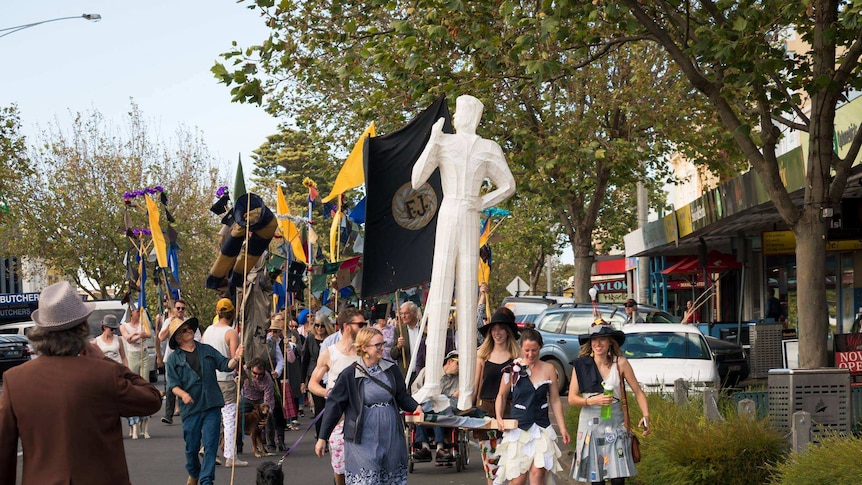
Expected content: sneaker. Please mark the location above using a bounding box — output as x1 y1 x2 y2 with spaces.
215 456 222 465
161 417 173 425
298 409 306 418
265 444 277 454
223 458 248 468
277 442 286 453
413 447 432 461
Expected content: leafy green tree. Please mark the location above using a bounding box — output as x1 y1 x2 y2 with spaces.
599 0 862 367
0 105 32 250
214 1 727 301
3 103 222 318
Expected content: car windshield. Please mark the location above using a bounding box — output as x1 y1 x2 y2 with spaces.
622 332 711 360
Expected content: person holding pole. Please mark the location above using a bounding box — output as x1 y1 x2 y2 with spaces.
391 301 423 385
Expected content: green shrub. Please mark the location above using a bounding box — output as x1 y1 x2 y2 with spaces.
768 433 862 485
566 392 787 485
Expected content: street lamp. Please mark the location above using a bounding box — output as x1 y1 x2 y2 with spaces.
0 14 101 39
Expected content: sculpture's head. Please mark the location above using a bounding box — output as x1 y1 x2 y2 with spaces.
454 95 484 133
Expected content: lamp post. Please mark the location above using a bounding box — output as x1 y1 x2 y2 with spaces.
0 14 101 39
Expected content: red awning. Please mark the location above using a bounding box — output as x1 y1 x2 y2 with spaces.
662 252 741 275
661 257 697 275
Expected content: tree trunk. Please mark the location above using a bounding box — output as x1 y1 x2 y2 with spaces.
572 228 594 302
793 207 829 368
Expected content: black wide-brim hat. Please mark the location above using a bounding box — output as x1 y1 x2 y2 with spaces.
578 324 626 346
479 308 519 339
168 317 200 349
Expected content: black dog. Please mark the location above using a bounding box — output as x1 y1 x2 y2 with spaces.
256 461 284 485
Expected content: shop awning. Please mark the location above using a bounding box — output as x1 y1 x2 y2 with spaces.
661 251 741 275
661 257 697 275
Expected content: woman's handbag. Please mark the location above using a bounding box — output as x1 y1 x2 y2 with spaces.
618 361 641 463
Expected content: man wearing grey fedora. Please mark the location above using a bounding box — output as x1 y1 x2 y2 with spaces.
0 281 163 485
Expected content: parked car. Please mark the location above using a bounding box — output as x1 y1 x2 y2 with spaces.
534 304 627 392
533 303 737 391
621 324 720 393
502 295 574 329
704 335 749 387
0 334 34 379
0 320 36 337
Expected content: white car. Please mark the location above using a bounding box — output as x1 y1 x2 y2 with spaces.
621 324 719 393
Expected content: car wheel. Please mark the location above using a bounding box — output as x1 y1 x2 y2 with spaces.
544 358 567 395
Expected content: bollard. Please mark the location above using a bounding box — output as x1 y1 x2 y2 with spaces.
703 388 722 421
737 398 756 419
674 378 688 405
791 411 811 454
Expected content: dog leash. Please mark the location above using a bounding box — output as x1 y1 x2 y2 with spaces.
277 411 324 467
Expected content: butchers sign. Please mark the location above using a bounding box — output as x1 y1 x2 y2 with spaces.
835 333 862 375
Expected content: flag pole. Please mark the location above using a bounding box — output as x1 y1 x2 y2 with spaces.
230 190 252 484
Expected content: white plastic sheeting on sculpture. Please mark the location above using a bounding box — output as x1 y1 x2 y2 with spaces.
411 95 516 410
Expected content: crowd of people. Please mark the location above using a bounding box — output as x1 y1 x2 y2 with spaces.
1 281 652 485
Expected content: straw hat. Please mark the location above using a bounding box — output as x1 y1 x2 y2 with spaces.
168 317 199 349
269 319 285 332
30 281 94 332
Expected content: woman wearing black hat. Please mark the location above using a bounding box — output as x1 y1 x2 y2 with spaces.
568 323 651 484
473 307 520 485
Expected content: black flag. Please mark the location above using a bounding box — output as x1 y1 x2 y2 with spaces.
361 97 453 297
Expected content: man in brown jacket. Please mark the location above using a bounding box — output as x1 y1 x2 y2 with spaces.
0 281 162 485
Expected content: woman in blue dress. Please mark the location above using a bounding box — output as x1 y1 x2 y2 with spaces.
315 327 421 485
493 328 571 484
568 323 651 485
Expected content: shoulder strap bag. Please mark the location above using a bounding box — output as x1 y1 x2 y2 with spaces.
618 359 641 463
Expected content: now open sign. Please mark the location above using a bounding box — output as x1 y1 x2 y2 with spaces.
835 333 862 375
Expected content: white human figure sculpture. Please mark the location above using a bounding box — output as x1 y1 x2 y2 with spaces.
411 95 516 410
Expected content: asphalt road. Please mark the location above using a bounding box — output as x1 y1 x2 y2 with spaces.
6 374 577 485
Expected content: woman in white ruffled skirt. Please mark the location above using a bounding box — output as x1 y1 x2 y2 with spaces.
493 329 571 484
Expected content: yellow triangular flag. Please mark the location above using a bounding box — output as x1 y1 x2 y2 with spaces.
276 185 307 264
322 122 376 202
145 195 168 268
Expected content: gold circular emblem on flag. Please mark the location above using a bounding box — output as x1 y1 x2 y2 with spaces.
392 182 438 230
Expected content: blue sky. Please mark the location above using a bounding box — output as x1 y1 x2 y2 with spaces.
1 1 279 179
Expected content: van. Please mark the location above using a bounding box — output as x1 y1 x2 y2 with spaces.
0 321 36 337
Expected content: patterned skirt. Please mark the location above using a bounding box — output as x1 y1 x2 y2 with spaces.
571 401 637 482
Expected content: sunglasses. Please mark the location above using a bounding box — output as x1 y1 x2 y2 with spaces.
350 320 368 328
175 306 185 311
366 342 385 350
313 323 327 328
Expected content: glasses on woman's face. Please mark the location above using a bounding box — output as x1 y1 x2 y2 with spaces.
366 341 385 350
313 323 326 329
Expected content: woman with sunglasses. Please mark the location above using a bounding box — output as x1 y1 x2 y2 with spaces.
568 322 651 485
315 327 421 485
301 314 334 439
